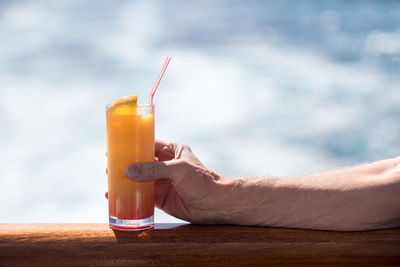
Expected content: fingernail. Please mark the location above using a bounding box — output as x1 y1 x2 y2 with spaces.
126 165 138 179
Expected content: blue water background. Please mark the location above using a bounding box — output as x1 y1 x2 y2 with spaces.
0 0 399 222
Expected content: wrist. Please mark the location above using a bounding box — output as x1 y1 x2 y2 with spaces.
208 177 254 225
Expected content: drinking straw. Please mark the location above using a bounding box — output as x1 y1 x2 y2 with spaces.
150 56 171 107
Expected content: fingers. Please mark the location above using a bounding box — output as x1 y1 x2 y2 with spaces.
155 140 205 168
105 192 108 199
126 159 188 183
155 140 171 154
155 140 175 161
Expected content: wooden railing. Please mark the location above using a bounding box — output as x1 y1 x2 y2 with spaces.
1 224 399 266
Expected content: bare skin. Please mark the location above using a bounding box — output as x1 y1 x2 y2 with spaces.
108 140 400 231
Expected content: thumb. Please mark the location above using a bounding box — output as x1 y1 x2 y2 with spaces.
125 159 188 183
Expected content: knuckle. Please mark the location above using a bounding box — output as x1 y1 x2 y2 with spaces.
163 144 174 153
174 143 182 151
182 144 192 152
165 142 175 151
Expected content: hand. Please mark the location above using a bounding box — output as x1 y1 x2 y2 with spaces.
124 140 230 223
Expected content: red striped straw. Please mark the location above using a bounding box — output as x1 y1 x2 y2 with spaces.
150 56 171 107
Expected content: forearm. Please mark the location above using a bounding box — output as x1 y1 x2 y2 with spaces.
215 157 400 231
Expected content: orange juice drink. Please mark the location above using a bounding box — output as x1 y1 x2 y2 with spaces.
106 95 155 230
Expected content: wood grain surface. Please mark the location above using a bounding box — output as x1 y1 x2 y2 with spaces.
0 223 399 266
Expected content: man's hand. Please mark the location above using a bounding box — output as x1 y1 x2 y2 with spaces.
105 140 400 230
124 140 230 223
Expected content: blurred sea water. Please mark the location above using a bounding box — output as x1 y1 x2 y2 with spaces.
0 0 399 223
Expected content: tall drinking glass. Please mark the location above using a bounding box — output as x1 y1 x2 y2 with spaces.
106 103 155 230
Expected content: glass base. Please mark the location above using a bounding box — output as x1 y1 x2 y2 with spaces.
109 216 154 231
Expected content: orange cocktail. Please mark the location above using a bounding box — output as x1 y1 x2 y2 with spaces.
106 95 155 230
